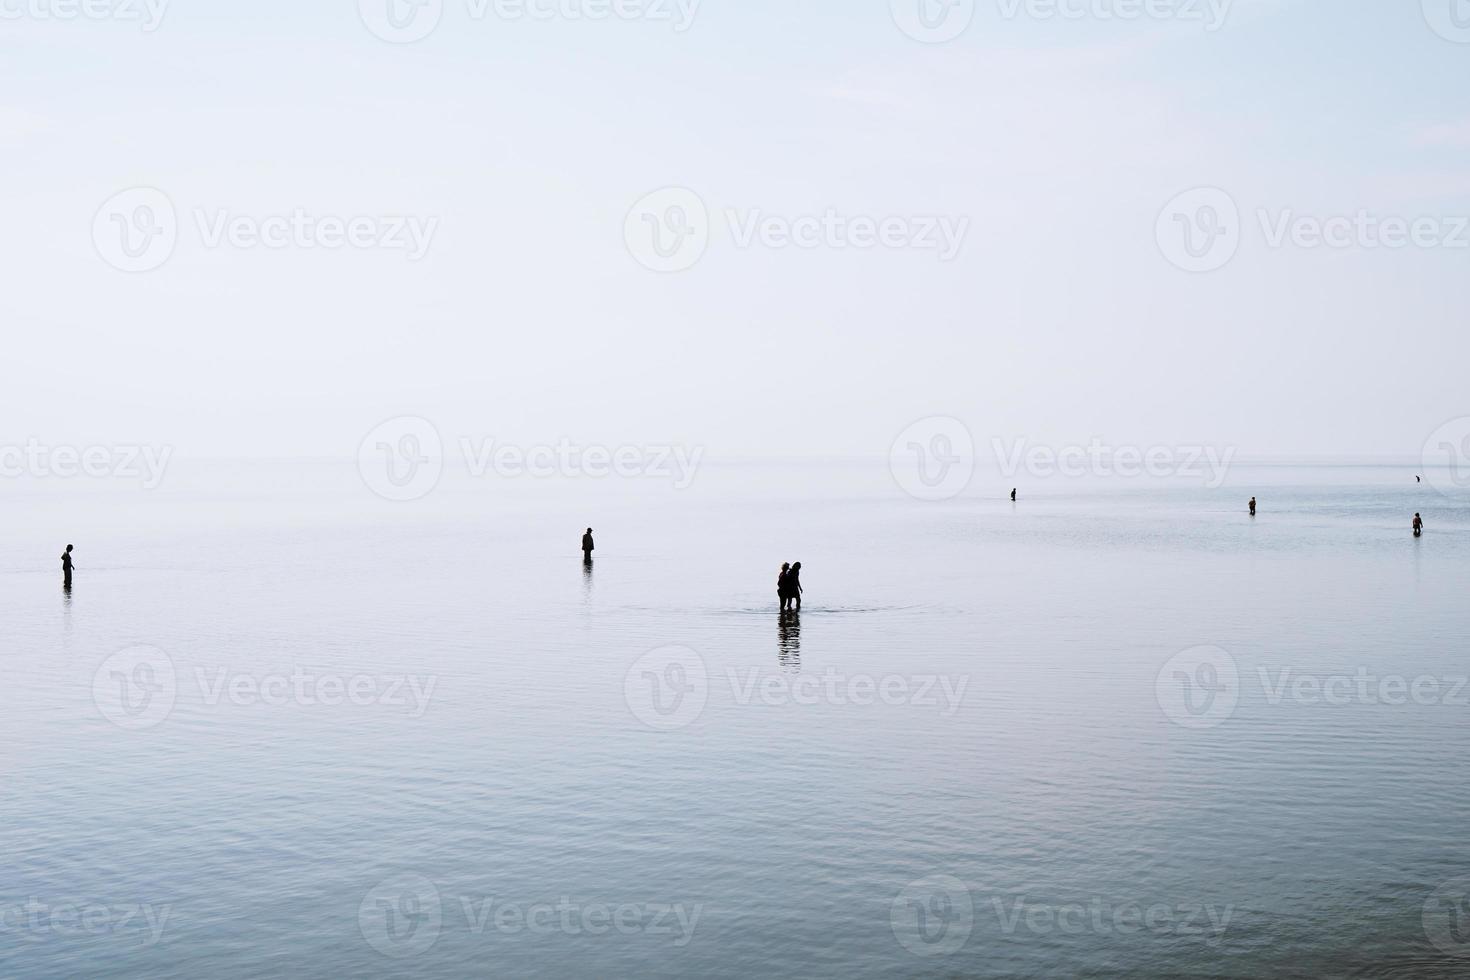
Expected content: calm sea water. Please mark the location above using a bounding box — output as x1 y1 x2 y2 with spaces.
3 460 1470 978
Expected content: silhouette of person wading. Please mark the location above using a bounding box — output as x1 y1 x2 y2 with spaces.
61 544 74 588
777 562 804 612
582 528 595 563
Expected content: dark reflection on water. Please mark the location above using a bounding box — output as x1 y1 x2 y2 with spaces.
778 611 800 672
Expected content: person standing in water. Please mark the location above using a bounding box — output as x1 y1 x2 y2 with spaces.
788 562 804 611
61 544 74 587
1249 497 1257 516
581 528 595 562
1010 489 1017 502
777 563 791 611
1414 513 1424 536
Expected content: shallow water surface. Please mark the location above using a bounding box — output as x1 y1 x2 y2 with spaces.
2 461 1469 978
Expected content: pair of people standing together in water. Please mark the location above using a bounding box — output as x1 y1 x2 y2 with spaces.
777 562 803 612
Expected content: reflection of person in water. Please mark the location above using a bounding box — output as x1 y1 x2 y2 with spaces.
778 610 801 671
581 528 595 562
61 544 74 588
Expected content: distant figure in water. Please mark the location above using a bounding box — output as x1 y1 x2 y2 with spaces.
788 562 804 611
581 528 595 562
1414 513 1424 537
1249 497 1257 516
777 562 791 611
1417 476 1422 484
1010 488 1017 502
61 544 74 587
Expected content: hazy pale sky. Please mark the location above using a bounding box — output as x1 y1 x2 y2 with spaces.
3 0 1468 460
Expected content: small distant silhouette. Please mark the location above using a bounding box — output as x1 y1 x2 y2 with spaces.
788 562 803 611
1249 497 1257 516
1414 513 1424 537
777 562 792 611
1010 488 1017 502
61 544 74 587
1417 475 1422 484
581 528 595 562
